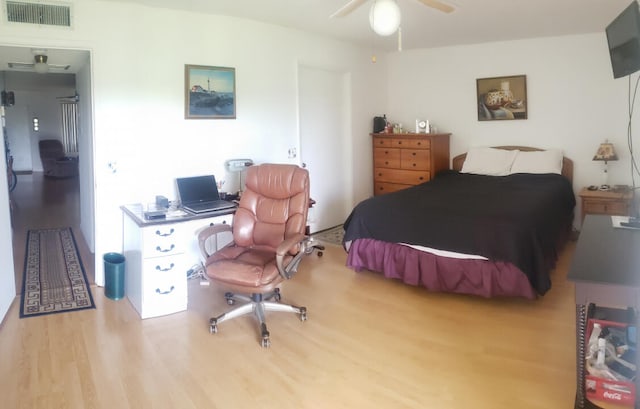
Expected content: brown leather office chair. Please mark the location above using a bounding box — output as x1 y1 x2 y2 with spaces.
198 163 320 347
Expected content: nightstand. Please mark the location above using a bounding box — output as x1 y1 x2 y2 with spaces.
579 187 632 222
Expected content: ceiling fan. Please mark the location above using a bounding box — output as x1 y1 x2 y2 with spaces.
7 50 71 74
330 0 456 19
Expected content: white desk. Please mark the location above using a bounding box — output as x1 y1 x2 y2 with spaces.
121 204 234 319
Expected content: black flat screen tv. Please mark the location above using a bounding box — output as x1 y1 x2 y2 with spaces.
606 1 640 79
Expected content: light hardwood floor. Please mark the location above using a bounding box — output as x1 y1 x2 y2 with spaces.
1 176 595 408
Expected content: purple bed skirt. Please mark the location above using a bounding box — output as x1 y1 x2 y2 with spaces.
346 238 537 299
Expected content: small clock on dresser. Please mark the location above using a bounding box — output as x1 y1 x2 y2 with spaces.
415 119 429 133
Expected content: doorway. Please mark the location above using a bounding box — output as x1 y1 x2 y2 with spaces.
0 46 94 297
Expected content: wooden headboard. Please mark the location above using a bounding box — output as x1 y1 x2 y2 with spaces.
451 146 574 185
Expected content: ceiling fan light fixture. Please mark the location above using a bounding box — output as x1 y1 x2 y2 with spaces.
34 55 49 74
369 0 401 36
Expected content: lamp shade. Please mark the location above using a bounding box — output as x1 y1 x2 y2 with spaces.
593 142 618 162
369 0 401 37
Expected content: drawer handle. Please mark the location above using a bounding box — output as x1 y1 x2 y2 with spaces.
155 244 175 253
398 141 402 145
419 177 424 180
385 161 389 165
385 150 389 154
155 228 175 237
378 173 382 176
412 152 416 156
155 285 175 295
412 163 416 167
155 263 175 272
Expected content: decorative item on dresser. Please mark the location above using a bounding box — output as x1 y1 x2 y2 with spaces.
579 186 632 222
371 132 450 195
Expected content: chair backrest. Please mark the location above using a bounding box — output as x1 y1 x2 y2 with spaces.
39 139 65 160
233 164 309 252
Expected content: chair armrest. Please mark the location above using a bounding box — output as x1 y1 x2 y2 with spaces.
276 233 308 279
197 224 233 259
276 233 306 257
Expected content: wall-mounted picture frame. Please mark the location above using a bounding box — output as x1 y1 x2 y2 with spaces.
476 75 527 121
185 65 236 119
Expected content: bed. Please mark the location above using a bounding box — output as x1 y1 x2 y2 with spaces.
343 146 576 299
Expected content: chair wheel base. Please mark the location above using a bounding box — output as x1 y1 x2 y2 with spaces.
261 324 270 347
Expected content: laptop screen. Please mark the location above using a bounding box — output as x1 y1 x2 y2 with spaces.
176 175 220 205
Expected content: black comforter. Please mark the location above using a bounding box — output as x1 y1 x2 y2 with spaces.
343 171 576 294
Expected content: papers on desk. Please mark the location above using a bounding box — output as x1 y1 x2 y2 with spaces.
167 209 188 218
611 216 640 230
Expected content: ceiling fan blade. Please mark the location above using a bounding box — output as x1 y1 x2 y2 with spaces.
330 0 369 18
48 64 71 70
417 0 456 13
7 62 71 71
7 62 33 69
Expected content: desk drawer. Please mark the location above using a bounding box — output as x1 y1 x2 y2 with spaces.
141 255 189 318
142 225 187 257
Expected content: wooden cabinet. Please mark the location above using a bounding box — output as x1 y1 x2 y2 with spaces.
579 187 632 222
372 133 450 195
122 205 234 319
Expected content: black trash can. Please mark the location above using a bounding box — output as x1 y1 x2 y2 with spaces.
104 252 125 300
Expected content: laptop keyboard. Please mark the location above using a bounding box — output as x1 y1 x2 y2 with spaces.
185 200 234 212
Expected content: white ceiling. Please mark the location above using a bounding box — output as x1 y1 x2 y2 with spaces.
0 0 635 74
101 0 633 50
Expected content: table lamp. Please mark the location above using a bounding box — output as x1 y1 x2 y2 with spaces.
592 141 618 190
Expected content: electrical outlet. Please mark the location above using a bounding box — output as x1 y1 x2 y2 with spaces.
288 147 297 159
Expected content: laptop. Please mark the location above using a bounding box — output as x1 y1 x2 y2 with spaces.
176 175 236 214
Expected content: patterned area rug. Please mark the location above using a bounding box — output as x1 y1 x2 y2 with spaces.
311 225 345 246
20 227 95 318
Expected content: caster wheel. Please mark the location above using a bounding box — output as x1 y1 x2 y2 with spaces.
261 337 271 348
274 289 282 302
226 298 235 305
210 324 218 334
317 251 323 257
299 307 307 322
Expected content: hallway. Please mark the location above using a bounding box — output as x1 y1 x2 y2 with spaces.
10 172 95 294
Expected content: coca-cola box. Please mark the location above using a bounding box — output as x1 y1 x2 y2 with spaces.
585 319 636 406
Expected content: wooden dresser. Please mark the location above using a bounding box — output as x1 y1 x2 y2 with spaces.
372 132 450 195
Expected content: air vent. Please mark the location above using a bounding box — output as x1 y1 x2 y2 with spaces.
5 1 72 27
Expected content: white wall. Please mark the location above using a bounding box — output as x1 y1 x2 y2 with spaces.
385 33 640 225
0 106 16 322
0 0 384 285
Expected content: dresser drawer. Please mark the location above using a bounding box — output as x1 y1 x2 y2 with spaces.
373 137 393 147
142 225 187 257
400 149 430 170
374 168 430 185
392 138 430 149
583 200 628 215
374 182 412 195
374 147 401 168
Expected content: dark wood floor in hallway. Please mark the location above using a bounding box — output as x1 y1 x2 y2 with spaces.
10 172 94 294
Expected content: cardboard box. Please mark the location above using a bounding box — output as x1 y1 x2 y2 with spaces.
585 318 636 407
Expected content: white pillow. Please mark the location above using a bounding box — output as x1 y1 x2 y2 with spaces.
510 149 563 175
460 147 519 176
